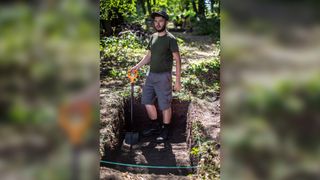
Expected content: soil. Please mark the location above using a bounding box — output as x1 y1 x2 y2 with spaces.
100 98 220 179
101 99 193 175
100 32 220 179
100 166 194 180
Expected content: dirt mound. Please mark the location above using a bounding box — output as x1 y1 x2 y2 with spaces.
100 90 126 157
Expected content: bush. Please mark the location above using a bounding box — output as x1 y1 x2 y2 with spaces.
196 141 220 179
100 32 148 81
190 120 220 179
193 18 220 37
224 75 320 179
182 59 220 98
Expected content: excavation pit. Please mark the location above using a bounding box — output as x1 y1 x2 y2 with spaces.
101 98 194 175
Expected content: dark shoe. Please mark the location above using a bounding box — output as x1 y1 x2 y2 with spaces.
142 122 161 136
156 126 169 142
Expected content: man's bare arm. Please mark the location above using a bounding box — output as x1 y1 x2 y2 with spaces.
173 51 182 91
131 50 151 71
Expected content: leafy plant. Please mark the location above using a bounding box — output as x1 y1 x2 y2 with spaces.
100 0 136 21
191 146 200 156
182 59 220 98
100 32 147 81
197 141 220 179
190 120 220 179
193 17 220 37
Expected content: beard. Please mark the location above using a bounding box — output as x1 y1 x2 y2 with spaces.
155 25 166 32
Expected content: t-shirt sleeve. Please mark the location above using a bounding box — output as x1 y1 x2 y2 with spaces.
146 35 153 50
169 37 179 52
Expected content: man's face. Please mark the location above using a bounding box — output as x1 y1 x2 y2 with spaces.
153 16 167 32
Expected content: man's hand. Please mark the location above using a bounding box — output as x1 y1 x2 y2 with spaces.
174 82 182 92
130 65 139 73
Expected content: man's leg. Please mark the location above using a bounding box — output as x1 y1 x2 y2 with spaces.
141 73 161 136
155 72 173 142
142 104 161 136
145 104 157 120
162 107 172 124
156 107 171 142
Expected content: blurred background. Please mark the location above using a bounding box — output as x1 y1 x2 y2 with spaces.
222 0 320 179
0 0 99 179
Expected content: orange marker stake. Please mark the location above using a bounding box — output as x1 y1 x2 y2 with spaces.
58 101 92 180
58 102 92 145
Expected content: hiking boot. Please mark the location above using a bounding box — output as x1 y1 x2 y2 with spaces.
156 125 169 142
142 121 161 136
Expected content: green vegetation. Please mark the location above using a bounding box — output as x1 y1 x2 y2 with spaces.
1 1 97 124
100 0 220 37
197 141 220 179
100 33 148 81
100 0 220 178
224 74 320 179
182 59 220 98
1 1 98 180
190 120 220 179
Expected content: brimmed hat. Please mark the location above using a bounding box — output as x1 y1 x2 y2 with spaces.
151 11 169 21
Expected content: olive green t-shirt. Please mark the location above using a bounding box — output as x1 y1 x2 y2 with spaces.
146 32 179 73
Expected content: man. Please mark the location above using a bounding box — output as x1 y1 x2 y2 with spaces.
130 11 182 142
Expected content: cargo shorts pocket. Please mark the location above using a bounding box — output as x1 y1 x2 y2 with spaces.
141 75 156 105
155 72 172 110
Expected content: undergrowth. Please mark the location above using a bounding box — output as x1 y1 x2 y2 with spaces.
190 120 220 180
182 58 220 99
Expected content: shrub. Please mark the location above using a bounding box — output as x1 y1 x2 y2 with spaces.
182 59 220 98
100 32 148 81
193 17 220 37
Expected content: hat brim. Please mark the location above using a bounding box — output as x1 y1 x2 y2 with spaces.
151 12 169 20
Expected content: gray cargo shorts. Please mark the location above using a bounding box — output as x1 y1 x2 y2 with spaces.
141 72 172 110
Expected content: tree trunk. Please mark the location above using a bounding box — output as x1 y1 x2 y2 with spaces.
146 0 152 15
153 0 156 6
198 0 205 18
215 0 220 16
184 0 190 11
210 0 214 13
191 0 198 15
139 0 146 14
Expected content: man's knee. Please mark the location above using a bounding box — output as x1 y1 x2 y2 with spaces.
145 104 156 109
159 103 171 111
162 106 171 112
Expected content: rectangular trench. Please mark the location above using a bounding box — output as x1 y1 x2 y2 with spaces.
101 98 195 176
